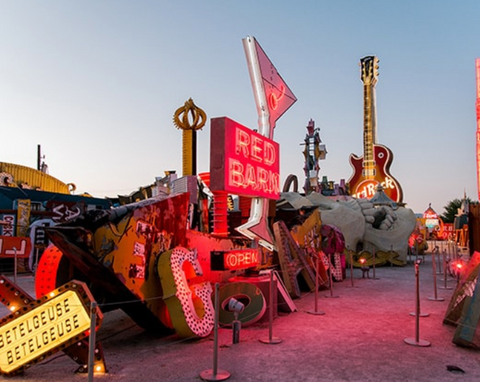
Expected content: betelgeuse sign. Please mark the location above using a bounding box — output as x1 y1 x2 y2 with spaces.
0 280 101 376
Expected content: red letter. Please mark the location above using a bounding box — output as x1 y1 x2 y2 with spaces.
235 128 250 157
264 141 276 166
251 135 263 162
229 159 244 188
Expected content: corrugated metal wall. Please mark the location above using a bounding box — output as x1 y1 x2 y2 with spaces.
0 162 71 194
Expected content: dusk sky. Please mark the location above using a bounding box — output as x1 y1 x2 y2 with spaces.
1 1 479 214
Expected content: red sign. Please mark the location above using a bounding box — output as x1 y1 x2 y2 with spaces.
210 249 260 271
0 236 32 258
210 117 280 199
243 36 297 131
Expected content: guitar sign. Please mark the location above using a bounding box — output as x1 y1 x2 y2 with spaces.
347 56 403 203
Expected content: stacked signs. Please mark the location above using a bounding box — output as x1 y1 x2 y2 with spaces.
444 252 480 348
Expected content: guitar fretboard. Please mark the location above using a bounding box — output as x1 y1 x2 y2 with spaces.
363 81 377 178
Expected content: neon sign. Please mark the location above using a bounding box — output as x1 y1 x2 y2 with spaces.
0 281 100 376
210 117 280 199
243 36 297 132
211 249 260 271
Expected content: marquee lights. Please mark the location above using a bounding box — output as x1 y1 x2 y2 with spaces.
0 282 99 376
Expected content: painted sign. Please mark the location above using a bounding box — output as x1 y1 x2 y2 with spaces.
0 215 15 237
210 249 260 271
0 280 101 376
46 201 84 223
210 117 280 199
15 200 31 237
0 236 31 258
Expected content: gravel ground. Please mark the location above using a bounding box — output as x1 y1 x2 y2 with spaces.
0 251 479 382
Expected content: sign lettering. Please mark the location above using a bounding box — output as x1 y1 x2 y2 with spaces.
353 177 397 199
0 287 94 375
210 117 280 199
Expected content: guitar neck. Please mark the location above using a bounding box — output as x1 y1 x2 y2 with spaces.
363 82 377 170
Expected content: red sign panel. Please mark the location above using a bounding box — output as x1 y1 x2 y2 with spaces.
0 236 32 258
210 249 260 271
210 117 280 199
252 37 297 130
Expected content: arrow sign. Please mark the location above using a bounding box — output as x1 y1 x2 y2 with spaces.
243 36 297 138
238 36 296 251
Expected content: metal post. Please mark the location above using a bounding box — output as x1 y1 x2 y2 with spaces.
325 256 339 298
435 244 442 274
200 283 230 381
428 249 444 301
260 270 282 344
232 317 241 344
349 250 355 287
13 247 17 284
440 250 452 290
372 247 379 280
88 301 97 382
404 262 431 347
308 254 325 315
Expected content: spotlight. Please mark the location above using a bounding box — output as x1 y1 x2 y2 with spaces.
226 298 245 314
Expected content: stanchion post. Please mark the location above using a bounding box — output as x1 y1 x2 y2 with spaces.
13 247 17 285
349 249 355 287
325 256 339 298
440 250 452 290
409 259 429 317
404 261 431 347
260 270 282 344
88 301 97 382
308 254 325 315
200 283 230 381
372 247 379 280
435 244 442 274
428 248 444 301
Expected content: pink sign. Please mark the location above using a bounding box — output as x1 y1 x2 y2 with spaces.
210 117 280 199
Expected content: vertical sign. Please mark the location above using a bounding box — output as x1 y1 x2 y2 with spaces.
237 36 296 251
476 58 480 200
16 200 31 237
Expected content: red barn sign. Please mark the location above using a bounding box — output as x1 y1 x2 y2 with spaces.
210 117 280 199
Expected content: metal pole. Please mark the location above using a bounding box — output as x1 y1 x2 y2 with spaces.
260 270 282 344
436 244 442 274
200 283 230 381
440 250 452 290
88 301 97 382
404 262 431 347
428 249 444 301
13 247 17 284
372 247 379 280
325 256 339 298
308 254 325 315
349 250 355 287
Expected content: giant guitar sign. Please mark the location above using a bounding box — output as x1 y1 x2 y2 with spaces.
348 56 403 203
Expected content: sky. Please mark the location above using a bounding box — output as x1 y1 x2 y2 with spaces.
0 1 479 215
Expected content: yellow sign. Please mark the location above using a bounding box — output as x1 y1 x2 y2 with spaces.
0 283 97 375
